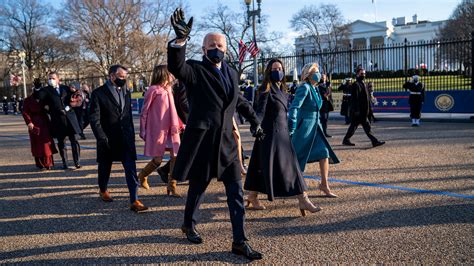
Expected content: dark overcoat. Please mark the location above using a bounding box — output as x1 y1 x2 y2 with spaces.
40 85 81 137
167 42 260 182
349 80 371 123
338 83 351 116
244 84 307 201
89 83 137 163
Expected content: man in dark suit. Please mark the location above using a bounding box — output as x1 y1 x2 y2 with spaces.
168 8 264 260
40 71 82 169
89 65 147 213
342 68 385 147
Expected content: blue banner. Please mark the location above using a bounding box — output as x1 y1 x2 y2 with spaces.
131 98 144 115
373 90 474 113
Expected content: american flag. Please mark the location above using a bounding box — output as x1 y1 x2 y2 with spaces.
238 39 248 64
248 37 259 58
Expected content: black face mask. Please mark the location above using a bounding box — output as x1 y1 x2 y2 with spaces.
33 89 41 99
206 48 225 64
357 75 365 81
114 78 126 87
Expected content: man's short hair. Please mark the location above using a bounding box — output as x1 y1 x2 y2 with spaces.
108 64 128 75
48 71 59 78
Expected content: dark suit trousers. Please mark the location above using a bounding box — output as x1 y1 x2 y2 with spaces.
57 134 80 165
320 111 329 135
184 160 246 244
98 150 139 203
343 118 379 144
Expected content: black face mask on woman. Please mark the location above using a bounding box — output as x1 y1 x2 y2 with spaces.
206 48 225 64
270 70 284 82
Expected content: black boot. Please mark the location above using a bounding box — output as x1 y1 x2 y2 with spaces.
231 242 263 260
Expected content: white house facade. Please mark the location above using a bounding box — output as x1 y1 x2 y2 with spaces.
294 15 448 73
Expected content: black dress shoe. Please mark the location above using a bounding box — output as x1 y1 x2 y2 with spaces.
342 140 355 146
181 226 203 244
157 167 168 183
231 242 263 260
75 163 81 169
325 134 332 138
372 140 386 147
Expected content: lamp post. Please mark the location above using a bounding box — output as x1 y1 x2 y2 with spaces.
244 0 261 93
18 51 27 98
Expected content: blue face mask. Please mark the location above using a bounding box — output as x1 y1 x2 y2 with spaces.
270 70 284 82
312 72 321 82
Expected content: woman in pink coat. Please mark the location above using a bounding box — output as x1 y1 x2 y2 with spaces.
138 65 184 197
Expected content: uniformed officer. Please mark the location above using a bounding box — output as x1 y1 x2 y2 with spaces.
403 75 425 126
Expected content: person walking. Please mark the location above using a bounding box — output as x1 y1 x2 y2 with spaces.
156 80 189 183
338 78 352 124
138 65 184 197
403 75 425 126
22 86 58 170
289 63 340 198
167 8 264 260
244 58 321 216
39 71 82 169
318 74 334 138
89 64 148 213
2 96 8 114
342 67 385 147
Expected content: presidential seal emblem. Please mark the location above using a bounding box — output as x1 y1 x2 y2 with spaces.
434 94 454 112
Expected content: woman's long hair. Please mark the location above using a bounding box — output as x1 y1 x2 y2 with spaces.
150 65 171 86
260 58 288 94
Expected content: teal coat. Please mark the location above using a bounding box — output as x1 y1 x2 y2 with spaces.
288 82 339 172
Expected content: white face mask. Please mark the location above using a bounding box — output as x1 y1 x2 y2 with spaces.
48 79 57 88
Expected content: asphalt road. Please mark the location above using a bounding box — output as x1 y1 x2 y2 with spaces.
0 114 473 264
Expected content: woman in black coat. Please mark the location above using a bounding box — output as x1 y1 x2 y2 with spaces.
244 58 321 216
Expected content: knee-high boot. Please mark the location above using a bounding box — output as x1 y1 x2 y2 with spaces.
167 158 181 197
138 159 161 190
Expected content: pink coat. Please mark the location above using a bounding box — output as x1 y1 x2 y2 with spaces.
140 84 184 157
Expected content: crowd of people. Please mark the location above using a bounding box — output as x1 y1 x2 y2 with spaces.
14 7 432 262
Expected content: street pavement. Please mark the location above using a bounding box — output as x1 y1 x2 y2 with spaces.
0 114 473 264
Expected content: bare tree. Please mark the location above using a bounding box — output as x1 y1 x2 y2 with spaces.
60 0 188 77
437 0 473 75
0 0 59 80
290 4 350 76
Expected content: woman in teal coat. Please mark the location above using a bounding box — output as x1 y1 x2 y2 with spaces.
288 62 340 198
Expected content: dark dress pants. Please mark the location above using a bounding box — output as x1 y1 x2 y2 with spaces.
98 150 139 203
183 160 246 244
57 134 80 165
343 118 379 144
320 111 329 135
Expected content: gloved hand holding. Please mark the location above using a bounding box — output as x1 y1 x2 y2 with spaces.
250 124 265 141
170 8 193 41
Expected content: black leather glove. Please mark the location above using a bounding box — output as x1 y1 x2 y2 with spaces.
250 124 265 141
170 8 193 40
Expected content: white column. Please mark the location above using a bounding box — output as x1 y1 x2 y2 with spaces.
366 37 370 70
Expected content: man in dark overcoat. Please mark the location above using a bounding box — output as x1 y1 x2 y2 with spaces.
40 71 82 169
342 68 385 147
403 75 425 126
88 64 147 213
167 8 264 261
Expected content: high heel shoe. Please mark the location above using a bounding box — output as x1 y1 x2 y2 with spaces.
297 192 321 216
246 191 266 210
319 184 338 198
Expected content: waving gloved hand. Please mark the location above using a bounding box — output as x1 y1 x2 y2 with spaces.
250 124 265 141
170 8 193 40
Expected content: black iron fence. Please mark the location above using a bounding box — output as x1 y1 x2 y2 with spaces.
241 36 473 92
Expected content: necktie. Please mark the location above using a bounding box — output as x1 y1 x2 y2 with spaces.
116 88 122 110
